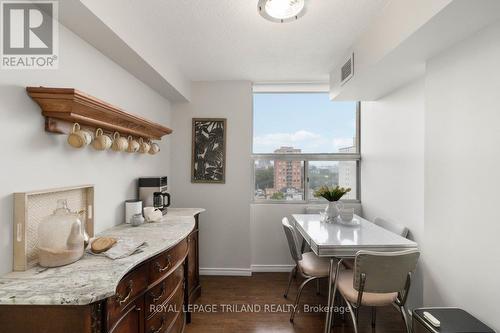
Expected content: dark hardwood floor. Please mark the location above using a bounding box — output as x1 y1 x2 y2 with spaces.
185 272 407 333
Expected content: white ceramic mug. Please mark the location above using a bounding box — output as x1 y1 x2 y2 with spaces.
148 142 160 155
138 138 151 154
131 213 145 227
67 123 91 148
92 128 112 151
127 136 140 153
339 207 354 222
112 132 128 152
143 206 162 222
143 206 155 216
148 210 163 222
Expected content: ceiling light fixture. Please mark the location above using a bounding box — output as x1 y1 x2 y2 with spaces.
258 0 306 23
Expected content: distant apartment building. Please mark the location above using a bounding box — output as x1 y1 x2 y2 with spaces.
274 146 302 191
338 143 357 200
254 159 272 169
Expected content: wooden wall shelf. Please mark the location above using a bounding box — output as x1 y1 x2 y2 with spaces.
27 87 173 140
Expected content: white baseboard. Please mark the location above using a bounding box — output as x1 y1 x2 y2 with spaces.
200 265 295 276
251 264 295 272
200 267 252 276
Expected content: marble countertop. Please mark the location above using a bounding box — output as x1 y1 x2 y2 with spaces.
0 208 205 306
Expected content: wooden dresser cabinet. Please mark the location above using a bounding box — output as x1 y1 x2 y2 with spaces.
108 238 187 333
0 214 201 333
187 215 201 303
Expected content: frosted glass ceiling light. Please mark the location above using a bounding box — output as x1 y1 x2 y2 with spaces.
258 0 306 23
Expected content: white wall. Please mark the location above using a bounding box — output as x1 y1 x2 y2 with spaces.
360 78 425 310
360 20 500 330
250 204 297 272
0 24 172 275
170 81 253 275
424 21 500 330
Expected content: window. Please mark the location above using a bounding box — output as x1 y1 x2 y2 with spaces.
307 160 357 200
252 92 360 202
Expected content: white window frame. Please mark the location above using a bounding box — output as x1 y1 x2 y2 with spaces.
251 91 361 204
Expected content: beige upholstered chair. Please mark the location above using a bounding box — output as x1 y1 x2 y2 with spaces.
336 249 420 333
343 217 411 327
282 217 332 322
344 217 409 269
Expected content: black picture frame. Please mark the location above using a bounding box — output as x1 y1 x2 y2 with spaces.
191 118 227 183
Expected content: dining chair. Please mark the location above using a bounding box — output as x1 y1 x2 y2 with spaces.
343 217 409 272
374 217 409 238
305 205 362 216
336 249 420 333
343 217 411 327
305 206 325 214
282 217 332 322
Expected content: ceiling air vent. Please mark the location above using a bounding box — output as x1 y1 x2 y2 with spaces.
340 53 354 86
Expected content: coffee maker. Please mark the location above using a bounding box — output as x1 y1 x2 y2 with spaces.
138 177 171 215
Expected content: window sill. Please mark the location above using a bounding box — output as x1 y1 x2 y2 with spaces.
251 200 361 205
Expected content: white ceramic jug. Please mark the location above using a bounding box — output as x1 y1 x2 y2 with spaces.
324 201 344 222
37 199 85 267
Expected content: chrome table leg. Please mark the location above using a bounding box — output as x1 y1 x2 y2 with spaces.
324 258 336 333
324 258 342 333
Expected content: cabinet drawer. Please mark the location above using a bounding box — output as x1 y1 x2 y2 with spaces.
108 299 143 333
107 263 148 328
148 239 187 285
167 311 185 333
145 283 184 333
145 264 184 318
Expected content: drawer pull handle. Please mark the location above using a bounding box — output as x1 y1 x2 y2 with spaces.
155 255 171 273
150 315 166 333
150 283 166 303
116 280 133 306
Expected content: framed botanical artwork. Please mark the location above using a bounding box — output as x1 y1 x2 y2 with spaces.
191 118 227 183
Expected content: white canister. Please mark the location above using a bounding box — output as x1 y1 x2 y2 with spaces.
125 200 143 224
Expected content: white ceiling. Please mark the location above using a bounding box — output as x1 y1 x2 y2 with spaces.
82 0 390 83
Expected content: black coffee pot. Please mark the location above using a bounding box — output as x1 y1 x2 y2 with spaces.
153 192 171 213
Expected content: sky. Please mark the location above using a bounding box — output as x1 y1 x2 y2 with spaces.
253 93 357 153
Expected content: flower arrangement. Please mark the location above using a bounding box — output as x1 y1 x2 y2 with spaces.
314 185 351 202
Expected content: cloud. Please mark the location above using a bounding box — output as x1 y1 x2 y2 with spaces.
254 130 329 152
254 131 355 153
254 130 321 146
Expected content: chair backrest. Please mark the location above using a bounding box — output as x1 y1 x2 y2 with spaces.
282 217 302 262
305 206 326 214
374 217 409 238
353 249 420 293
306 204 362 216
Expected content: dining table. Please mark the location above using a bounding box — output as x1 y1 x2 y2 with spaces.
291 214 419 333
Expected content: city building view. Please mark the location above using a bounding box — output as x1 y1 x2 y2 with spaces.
254 141 357 201
338 144 357 200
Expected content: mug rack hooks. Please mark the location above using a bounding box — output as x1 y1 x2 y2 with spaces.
26 87 170 154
